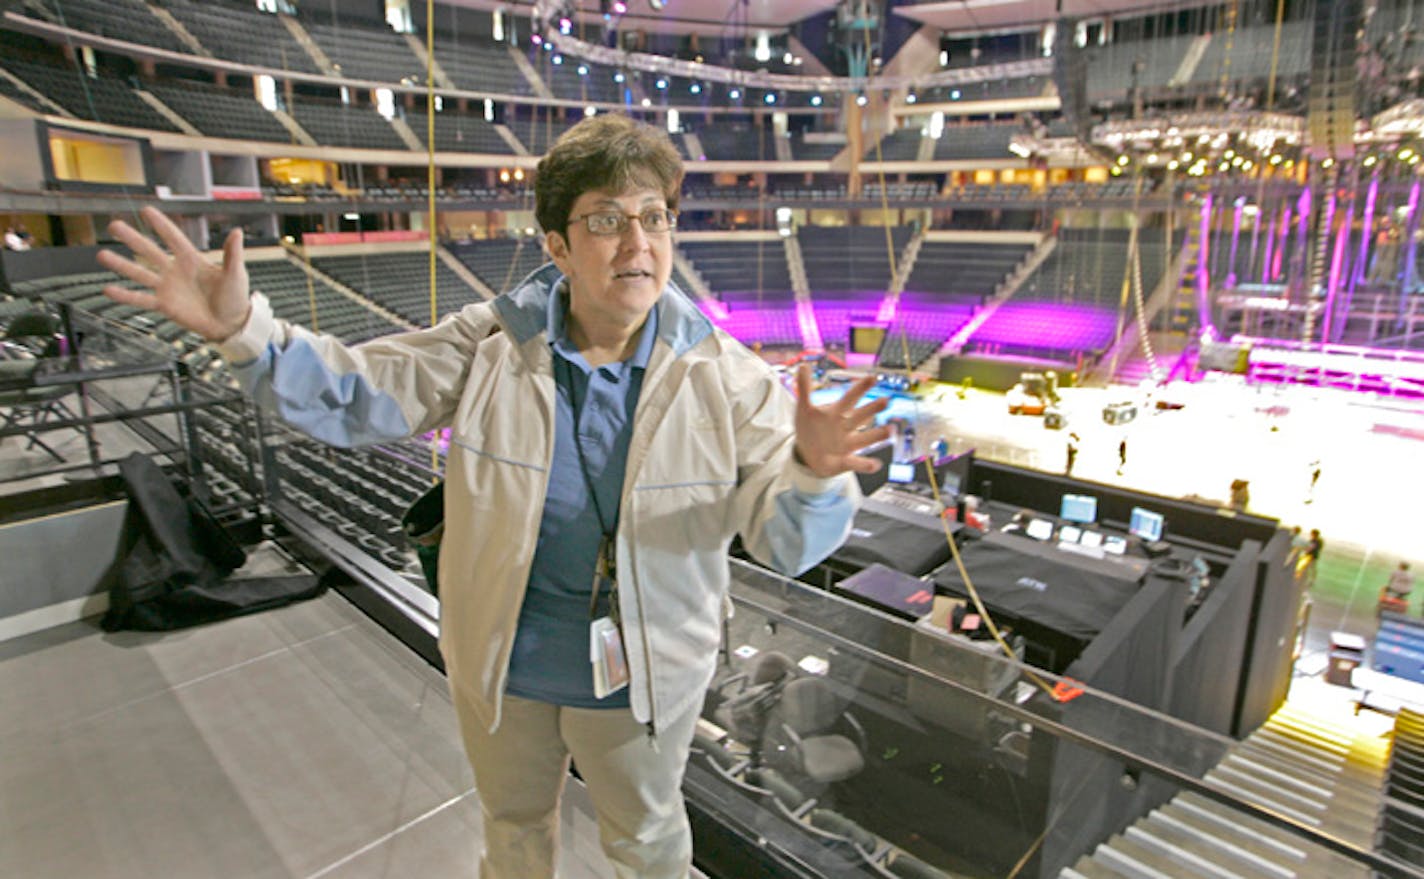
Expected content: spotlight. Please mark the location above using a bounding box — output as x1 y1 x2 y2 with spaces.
856 93 867 106
577 65 588 76
614 72 625 83
531 33 542 45
810 94 822 106
764 93 776 104
689 83 701 94
729 88 741 99
558 16 571 34
906 92 917 104
552 54 562 65
656 78 667 89
612 0 626 13
649 0 665 8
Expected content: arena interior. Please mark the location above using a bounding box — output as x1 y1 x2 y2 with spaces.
2 0 1424 876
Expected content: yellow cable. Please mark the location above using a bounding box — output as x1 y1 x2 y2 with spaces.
426 0 439 476
856 23 1065 699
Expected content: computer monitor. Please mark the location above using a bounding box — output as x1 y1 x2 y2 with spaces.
1060 493 1098 524
887 462 915 484
1102 535 1128 555
935 450 973 500
1079 530 1104 548
1128 507 1165 542
1058 525 1083 544
1025 518 1055 541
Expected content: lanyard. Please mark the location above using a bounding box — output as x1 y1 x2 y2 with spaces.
557 356 620 620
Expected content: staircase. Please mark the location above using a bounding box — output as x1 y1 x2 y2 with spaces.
1063 703 1391 878
783 235 822 350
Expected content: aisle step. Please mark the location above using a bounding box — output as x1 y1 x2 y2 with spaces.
1122 824 1257 878
1175 792 1370 878
1141 812 1293 879
1096 834 1184 879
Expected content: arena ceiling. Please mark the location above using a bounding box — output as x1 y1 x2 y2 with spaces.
444 0 1225 37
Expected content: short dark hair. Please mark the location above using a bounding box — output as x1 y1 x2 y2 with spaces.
535 114 683 237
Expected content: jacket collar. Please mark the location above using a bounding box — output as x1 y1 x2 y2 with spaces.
491 261 713 359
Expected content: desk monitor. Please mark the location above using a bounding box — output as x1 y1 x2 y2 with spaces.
1025 518 1055 541
1058 525 1083 544
1060 493 1098 524
1129 507 1165 542
935 449 973 499
887 462 915 484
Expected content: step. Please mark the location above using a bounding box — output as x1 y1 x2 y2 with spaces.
1202 769 1327 825
1174 793 1371 878
1159 801 1309 867
1238 737 1345 777
1254 727 1354 765
1142 812 1294 879
1229 745 1381 801
1220 754 1381 810
1124 824 1261 878
1096 834 1189 879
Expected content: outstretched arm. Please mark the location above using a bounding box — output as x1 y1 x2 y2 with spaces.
97 206 252 342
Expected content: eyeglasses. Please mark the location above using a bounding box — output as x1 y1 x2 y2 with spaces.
570 208 677 237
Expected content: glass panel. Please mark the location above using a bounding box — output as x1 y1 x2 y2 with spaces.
683 558 1421 879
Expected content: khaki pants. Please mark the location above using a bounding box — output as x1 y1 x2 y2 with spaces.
452 691 698 879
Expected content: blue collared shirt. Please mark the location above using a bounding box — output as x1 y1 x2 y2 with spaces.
504 285 657 707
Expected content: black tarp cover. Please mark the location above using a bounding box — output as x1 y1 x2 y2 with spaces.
102 453 324 631
930 532 1145 640
832 504 954 576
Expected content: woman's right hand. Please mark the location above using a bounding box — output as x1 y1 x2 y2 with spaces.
97 205 252 342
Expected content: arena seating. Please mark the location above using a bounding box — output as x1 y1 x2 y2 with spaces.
142 81 294 143
918 76 1049 104
310 252 482 326
404 105 514 154
246 260 404 343
1014 228 1176 308
18 0 191 55
798 225 912 297
507 114 581 156
876 293 981 368
695 122 776 161
904 240 1033 300
1085 32 1195 101
931 122 1021 161
446 239 547 294
866 127 923 161
680 240 793 298
0 57 180 132
790 131 844 161
287 96 409 150
966 301 1118 361
704 301 803 348
1191 21 1312 85
304 20 427 85
535 55 624 104
163 0 323 75
428 35 532 95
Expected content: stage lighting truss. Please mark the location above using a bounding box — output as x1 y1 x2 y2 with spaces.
531 1 1049 95
1372 99 1424 138
1092 112 1303 154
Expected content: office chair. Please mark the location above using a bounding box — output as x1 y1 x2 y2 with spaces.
711 650 798 750
0 311 77 462
762 676 868 786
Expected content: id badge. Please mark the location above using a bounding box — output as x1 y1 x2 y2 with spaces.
590 616 629 699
